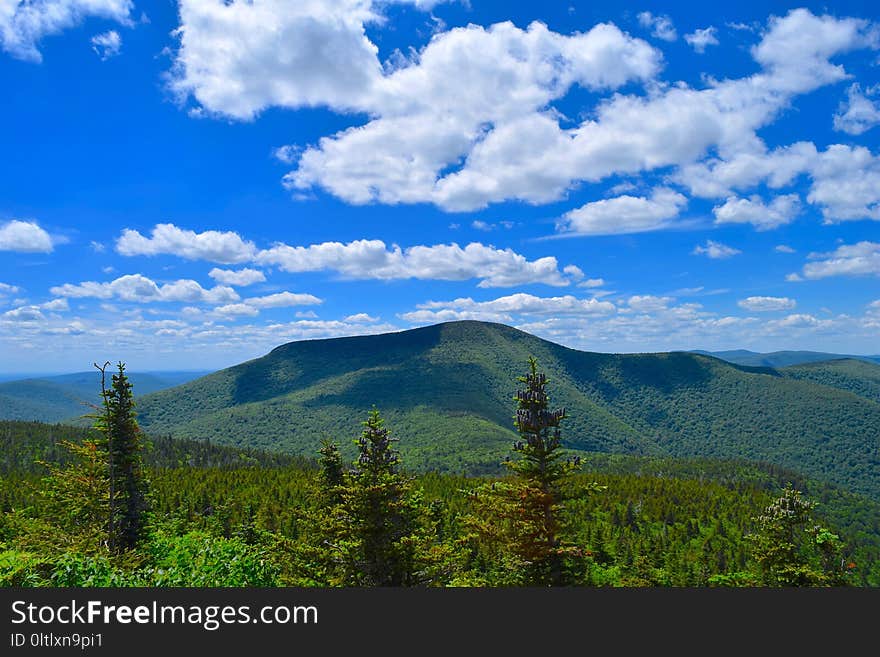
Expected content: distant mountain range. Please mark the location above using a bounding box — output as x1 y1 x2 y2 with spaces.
124 321 880 499
693 349 880 368
0 370 209 424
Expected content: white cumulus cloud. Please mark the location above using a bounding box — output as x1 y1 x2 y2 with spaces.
807 145 880 221
344 313 379 323
162 6 879 222
116 223 257 263
561 187 687 235
256 239 577 288
578 278 605 288
795 241 880 279
0 220 54 253
678 141 880 224
713 194 801 230
738 296 796 311
627 295 672 312
208 267 266 287
294 9 875 215
49 274 240 304
167 0 384 120
400 293 616 324
0 282 21 295
637 12 677 41
212 303 259 318
286 20 661 211
834 84 880 135
243 292 322 308
41 298 69 312
117 224 578 288
2 306 44 321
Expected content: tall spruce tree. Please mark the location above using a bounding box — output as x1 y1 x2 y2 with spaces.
94 361 149 552
507 357 583 585
462 357 595 586
339 409 423 586
293 415 438 587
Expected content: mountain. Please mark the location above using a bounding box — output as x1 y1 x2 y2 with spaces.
0 370 209 424
693 349 880 368
135 321 880 499
780 359 880 405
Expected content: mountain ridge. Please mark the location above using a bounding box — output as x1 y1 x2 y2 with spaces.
0 370 210 424
131 321 880 499
692 349 880 368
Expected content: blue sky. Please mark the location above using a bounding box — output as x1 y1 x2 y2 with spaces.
1 0 879 373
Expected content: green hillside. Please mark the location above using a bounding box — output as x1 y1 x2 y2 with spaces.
0 420 304 473
0 371 209 423
780 359 880 405
135 321 880 499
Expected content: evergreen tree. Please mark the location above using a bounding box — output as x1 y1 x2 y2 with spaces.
292 414 439 586
338 409 424 586
317 438 345 506
287 439 348 585
8 438 112 556
93 361 149 552
508 357 576 584
462 357 598 586
747 484 848 586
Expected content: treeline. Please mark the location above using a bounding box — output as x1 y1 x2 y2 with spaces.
0 361 870 586
0 420 307 473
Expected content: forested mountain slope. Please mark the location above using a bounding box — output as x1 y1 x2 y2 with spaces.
780 359 880 405
134 321 880 498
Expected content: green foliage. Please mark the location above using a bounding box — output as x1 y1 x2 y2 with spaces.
140 529 279 586
32 439 110 555
0 420 305 474
318 439 344 493
2 447 876 587
1 437 111 559
49 553 136 587
780 359 880 404
316 410 439 586
458 359 603 586
7 532 279 587
0 327 877 588
0 550 51 586
747 484 849 586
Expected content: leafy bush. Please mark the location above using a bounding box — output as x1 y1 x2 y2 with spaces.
0 549 50 587
141 530 279 586
49 553 136 587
